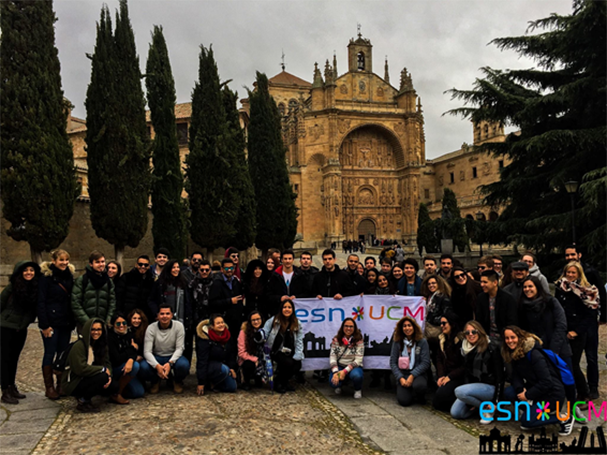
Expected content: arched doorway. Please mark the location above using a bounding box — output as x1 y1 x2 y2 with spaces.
358 218 376 244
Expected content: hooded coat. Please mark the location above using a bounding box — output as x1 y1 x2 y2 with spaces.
1 261 41 330
37 261 75 330
61 317 112 396
195 319 236 386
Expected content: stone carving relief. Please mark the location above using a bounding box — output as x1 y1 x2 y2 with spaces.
358 188 375 205
358 80 366 93
340 84 348 94
394 122 405 134
308 124 324 141
338 119 351 134
459 170 465 181
376 87 384 98
483 162 491 175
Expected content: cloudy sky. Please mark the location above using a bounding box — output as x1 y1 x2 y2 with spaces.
54 0 572 159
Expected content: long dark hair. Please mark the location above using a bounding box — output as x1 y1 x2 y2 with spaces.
518 276 550 306
90 320 108 365
244 311 263 355
335 318 363 346
158 259 186 288
12 263 40 305
274 299 299 333
244 259 269 295
127 309 149 346
393 316 423 347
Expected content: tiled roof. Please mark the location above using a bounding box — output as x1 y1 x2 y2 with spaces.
68 117 87 133
268 71 312 88
145 102 192 122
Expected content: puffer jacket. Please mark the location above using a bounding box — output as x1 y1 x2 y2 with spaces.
0 261 41 330
71 265 116 325
37 262 75 330
62 317 112 396
195 319 237 386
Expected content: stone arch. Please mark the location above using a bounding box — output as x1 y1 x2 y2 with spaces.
356 185 377 206
357 218 376 241
489 211 499 222
338 123 405 168
307 153 326 169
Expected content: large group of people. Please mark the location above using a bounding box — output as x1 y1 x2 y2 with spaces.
0 244 603 436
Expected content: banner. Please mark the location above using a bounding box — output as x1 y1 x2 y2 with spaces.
292 295 425 370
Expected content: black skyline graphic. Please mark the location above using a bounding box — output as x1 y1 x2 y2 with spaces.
478 426 606 454
303 332 392 358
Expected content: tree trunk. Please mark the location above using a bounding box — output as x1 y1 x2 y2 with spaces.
30 244 42 264
114 245 124 268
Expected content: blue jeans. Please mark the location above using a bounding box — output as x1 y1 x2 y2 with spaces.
41 327 72 367
451 383 496 419
139 355 190 384
503 386 561 428
329 367 364 391
216 364 237 393
113 361 145 398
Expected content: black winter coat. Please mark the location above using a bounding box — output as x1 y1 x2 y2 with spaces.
450 279 482 323
116 268 155 319
462 341 504 402
436 334 465 380
209 275 244 327
311 265 355 298
519 296 571 359
475 289 518 337
346 269 368 295
266 269 309 317
298 266 319 296
108 330 138 367
195 320 237 386
148 280 193 329
555 287 596 336
37 263 75 330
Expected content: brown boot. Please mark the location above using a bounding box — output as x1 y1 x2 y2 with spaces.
110 375 132 405
54 372 64 396
43 366 59 400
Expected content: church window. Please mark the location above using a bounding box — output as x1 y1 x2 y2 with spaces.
294 184 299 192
424 189 430 199
278 103 286 116
176 123 188 146
288 99 298 113
449 172 454 184
499 160 504 169
472 167 478 178
357 52 365 71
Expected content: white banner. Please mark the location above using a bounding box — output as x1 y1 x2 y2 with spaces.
293 295 426 370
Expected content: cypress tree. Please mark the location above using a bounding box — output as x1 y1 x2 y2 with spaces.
440 188 468 251
145 25 187 261
248 72 298 252
186 45 238 249
222 86 257 250
0 0 78 263
417 203 439 253
446 0 606 266
85 0 150 264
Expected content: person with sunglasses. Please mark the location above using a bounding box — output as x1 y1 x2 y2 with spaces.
181 251 205 284
209 258 245 344
116 254 155 322
432 312 465 412
451 321 504 423
449 267 482 324
189 259 214 326
108 313 144 403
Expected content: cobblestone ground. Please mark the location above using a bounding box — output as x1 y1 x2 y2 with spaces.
11 327 380 455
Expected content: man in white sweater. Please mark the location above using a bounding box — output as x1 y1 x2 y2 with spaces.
139 304 189 394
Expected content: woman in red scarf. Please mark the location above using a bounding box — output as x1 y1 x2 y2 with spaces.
195 314 237 395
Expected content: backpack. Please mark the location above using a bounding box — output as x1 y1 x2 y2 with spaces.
52 338 80 373
527 348 575 386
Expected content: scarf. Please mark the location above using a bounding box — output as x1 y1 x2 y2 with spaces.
461 338 490 381
555 278 599 310
208 327 231 345
86 267 110 290
401 339 416 370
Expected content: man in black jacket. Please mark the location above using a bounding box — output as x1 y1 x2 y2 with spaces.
189 260 214 326
476 270 518 342
116 255 155 321
312 249 355 299
564 245 605 399
298 251 319 293
345 254 367 295
209 258 244 341
503 261 529 303
266 249 309 317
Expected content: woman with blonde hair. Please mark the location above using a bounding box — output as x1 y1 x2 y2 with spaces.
451 320 504 423
555 261 599 405
389 316 430 406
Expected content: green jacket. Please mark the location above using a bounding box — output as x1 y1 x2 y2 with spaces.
0 261 40 330
61 317 112 397
71 265 116 325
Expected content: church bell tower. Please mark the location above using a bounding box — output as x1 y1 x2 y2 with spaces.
347 28 373 73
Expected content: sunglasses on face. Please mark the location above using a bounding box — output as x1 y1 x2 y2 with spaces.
192 259 202 263
200 268 211 273
454 274 465 280
137 263 149 267
464 330 478 336
224 267 235 271
440 321 448 326
114 321 127 327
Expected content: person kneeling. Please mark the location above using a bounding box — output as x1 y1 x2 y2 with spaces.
238 311 267 390
196 314 237 395
139 305 189 394
390 316 430 406
108 313 145 403
329 318 365 399
62 318 118 412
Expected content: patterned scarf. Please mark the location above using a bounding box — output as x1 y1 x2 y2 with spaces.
555 278 599 310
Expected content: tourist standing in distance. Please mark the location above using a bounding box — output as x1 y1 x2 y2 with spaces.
262 300 304 393
390 316 430 407
1 261 40 404
139 305 189 394
329 318 365 399
451 321 504 423
38 250 75 400
116 254 155 321
476 270 518 342
267 249 309 317
61 318 118 413
209 258 245 344
71 251 116 329
312 249 355 300
195 314 237 395
555 262 599 404
150 248 170 281
503 261 529 302
189 259 214 327
449 267 481 323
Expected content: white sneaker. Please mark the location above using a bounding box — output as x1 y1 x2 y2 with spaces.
479 412 493 425
559 416 574 436
354 390 362 399
335 387 342 395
